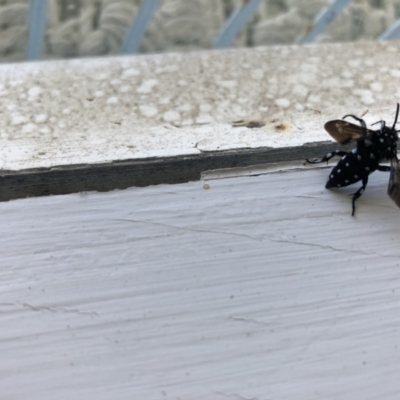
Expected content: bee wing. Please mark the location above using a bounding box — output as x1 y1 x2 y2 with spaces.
388 157 400 208
324 120 374 145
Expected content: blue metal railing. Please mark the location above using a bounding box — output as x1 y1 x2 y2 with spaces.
299 0 352 44
378 20 400 40
27 0 48 60
25 0 400 62
121 0 160 54
213 0 263 49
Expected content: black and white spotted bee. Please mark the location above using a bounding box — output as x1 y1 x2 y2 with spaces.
307 104 400 216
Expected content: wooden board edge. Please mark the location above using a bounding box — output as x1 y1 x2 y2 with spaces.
0 142 346 201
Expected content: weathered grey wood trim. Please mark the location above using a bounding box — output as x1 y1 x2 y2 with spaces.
0 141 349 201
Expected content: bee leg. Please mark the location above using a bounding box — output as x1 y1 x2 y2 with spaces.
377 165 391 172
342 114 367 130
342 115 368 137
306 150 348 164
350 176 368 216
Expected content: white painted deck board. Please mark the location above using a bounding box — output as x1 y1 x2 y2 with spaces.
1 163 400 399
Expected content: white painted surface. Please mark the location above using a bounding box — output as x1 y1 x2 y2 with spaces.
2 162 400 399
1 41 400 170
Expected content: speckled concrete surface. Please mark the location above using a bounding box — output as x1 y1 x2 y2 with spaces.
1 40 400 169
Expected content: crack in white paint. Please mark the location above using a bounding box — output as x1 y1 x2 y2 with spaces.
228 316 273 327
267 237 395 260
21 303 98 317
113 218 263 242
213 390 270 400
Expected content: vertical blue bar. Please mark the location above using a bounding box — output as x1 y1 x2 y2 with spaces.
378 20 400 40
27 0 48 61
214 0 263 49
300 0 352 44
121 0 160 54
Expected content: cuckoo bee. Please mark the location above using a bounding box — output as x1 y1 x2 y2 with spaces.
307 104 400 216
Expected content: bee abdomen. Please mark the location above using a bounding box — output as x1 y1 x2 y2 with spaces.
325 152 376 188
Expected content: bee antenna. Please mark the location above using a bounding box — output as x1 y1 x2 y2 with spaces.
392 103 400 130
